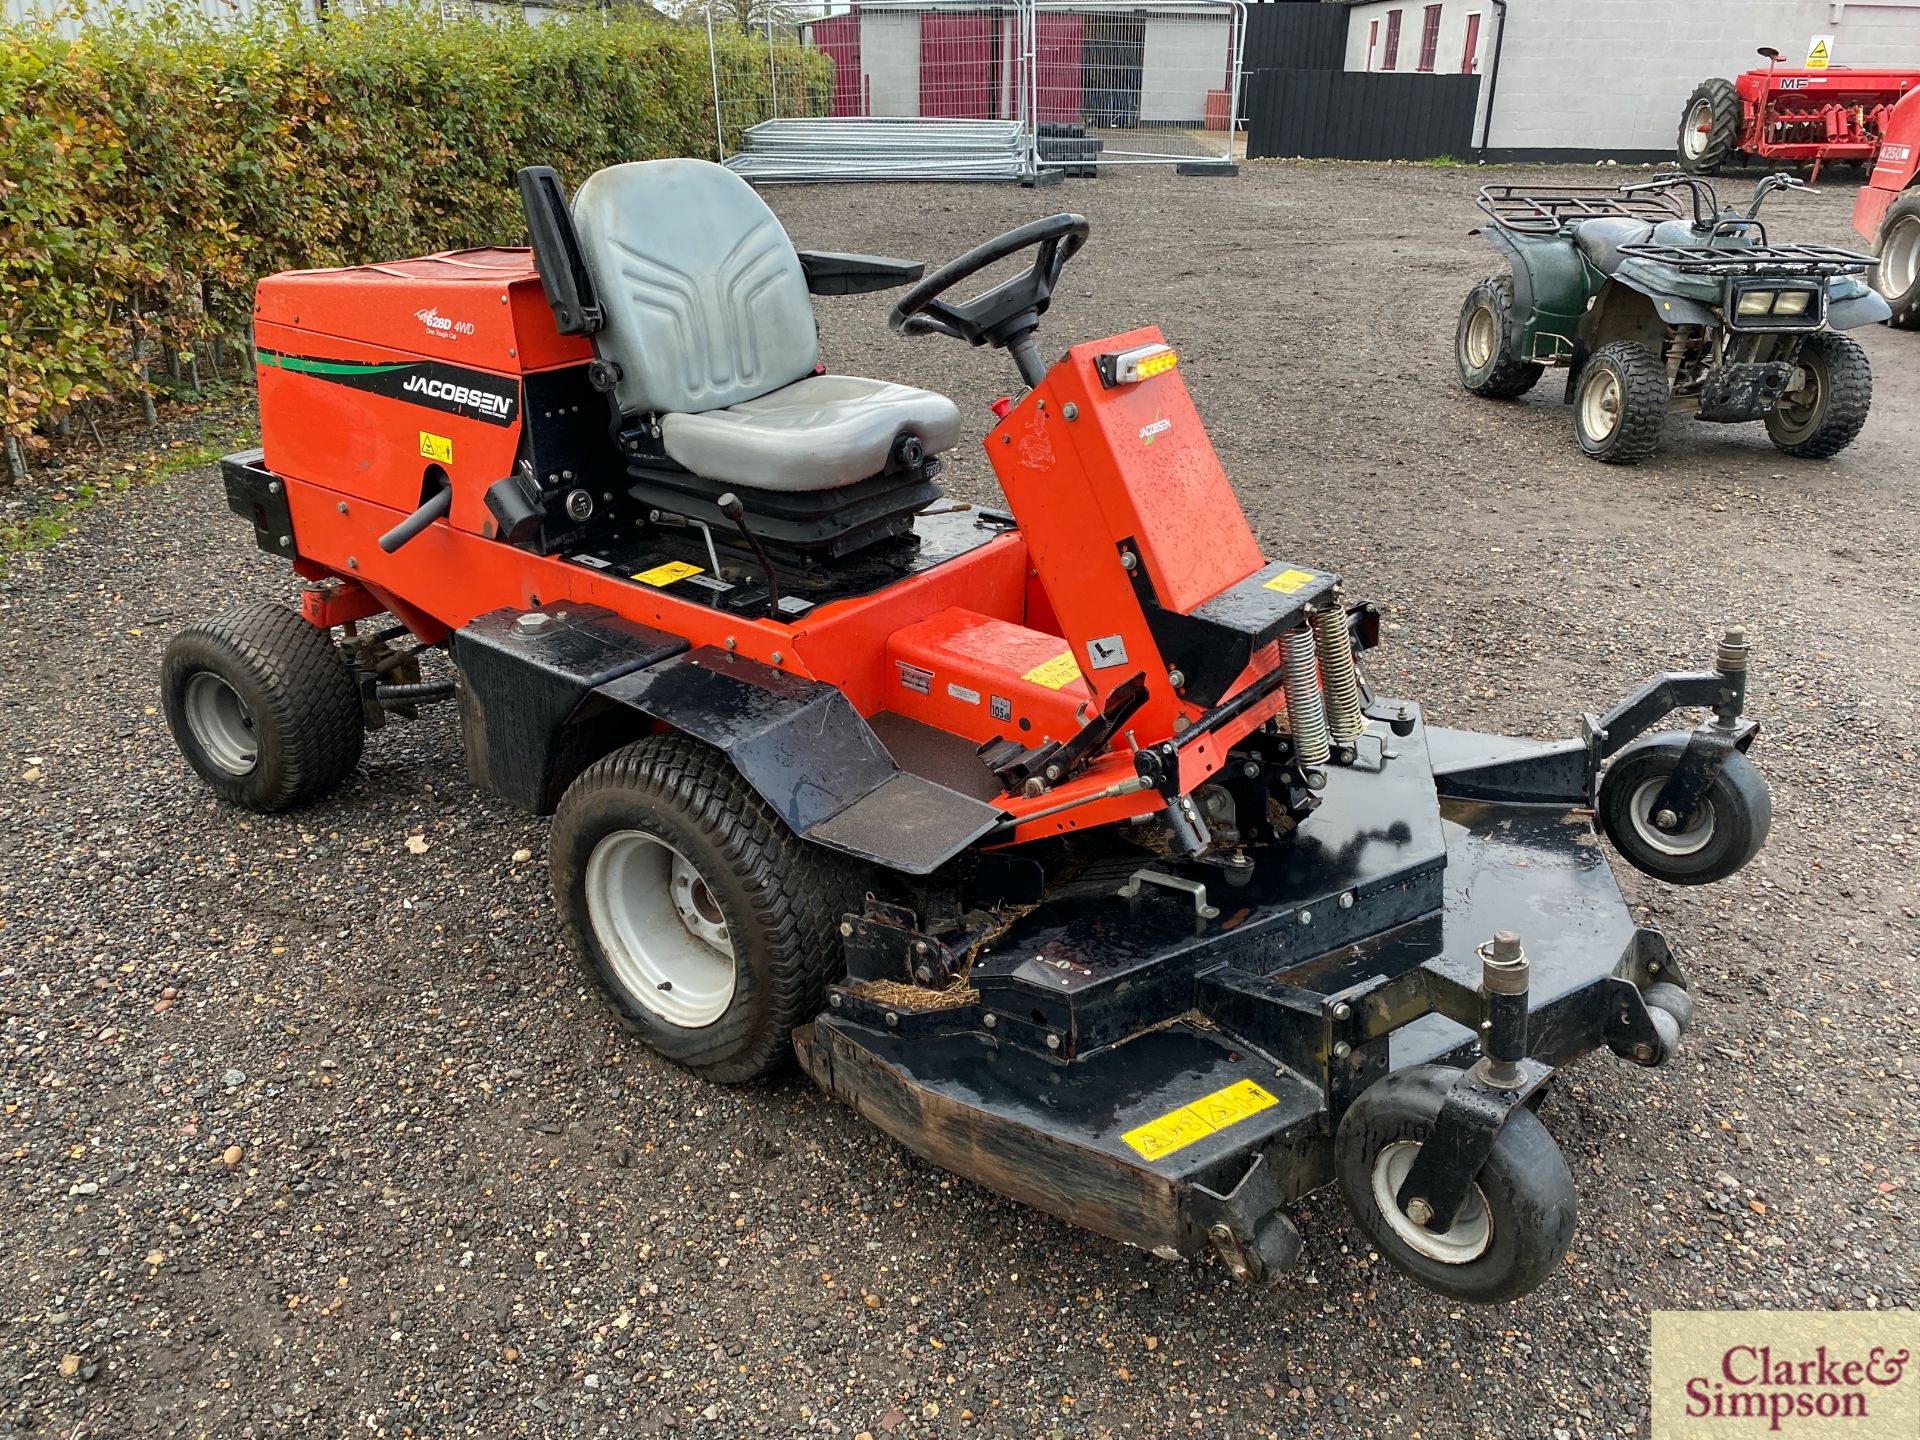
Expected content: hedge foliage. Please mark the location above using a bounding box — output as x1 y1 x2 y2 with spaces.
0 4 830 438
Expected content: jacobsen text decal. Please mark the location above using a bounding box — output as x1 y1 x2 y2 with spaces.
255 348 518 427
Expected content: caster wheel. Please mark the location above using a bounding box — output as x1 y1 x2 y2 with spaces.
1334 1066 1577 1303
1598 730 1771 886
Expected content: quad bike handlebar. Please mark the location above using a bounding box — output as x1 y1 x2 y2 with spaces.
1619 170 1816 231
890 213 1090 387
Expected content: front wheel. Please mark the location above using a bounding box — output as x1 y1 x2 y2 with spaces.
1456 276 1543 398
1597 730 1771 886
1334 1066 1576 1303
1765 331 1871 459
1573 341 1669 464
551 734 866 1084
1874 192 1920 329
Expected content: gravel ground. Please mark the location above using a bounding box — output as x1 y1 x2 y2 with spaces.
2 161 1916 1440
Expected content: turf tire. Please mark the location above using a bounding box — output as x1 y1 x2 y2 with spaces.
1573 341 1669 464
1677 78 1740 173
1597 730 1772 886
1456 276 1544 399
1764 331 1871 459
1334 1065 1577 1304
161 603 363 812
551 734 867 1084
1872 190 1920 329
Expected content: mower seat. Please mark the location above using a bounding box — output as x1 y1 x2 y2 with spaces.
570 160 960 494
1571 216 1654 276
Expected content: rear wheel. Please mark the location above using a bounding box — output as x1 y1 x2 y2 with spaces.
551 734 867 1084
1456 276 1544 398
1765 331 1871 458
161 604 363 811
1573 341 1668 463
1871 191 1920 329
1677 79 1740 173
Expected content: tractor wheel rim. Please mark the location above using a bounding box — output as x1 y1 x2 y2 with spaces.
1464 302 1498 369
585 829 736 1029
1772 356 1824 438
1683 99 1713 158
1580 367 1622 441
1881 215 1920 297
184 671 258 775
1370 1140 1493 1263
1626 776 1717 857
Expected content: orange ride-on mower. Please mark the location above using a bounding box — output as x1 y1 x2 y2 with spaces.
163 159 1772 1302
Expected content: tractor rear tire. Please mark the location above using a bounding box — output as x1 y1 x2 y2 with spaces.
1456 276 1544 399
1871 190 1920 329
1765 331 1872 459
1573 341 1669 464
551 734 868 1085
1677 78 1740 173
1334 1065 1577 1303
161 603 364 812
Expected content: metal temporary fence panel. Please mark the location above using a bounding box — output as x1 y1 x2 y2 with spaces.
1243 68 1481 161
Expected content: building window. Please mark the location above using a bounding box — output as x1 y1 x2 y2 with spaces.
1382 9 1402 70
1367 18 1379 70
1417 5 1443 72
1462 11 1482 72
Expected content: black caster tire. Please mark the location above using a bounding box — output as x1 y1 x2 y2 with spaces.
161 603 363 812
1598 730 1772 886
1573 341 1669 464
1456 276 1544 399
1334 1065 1577 1303
1676 78 1740 173
1764 331 1871 459
551 734 868 1085
1874 190 1920 329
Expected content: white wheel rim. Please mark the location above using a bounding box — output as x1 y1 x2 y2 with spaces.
1370 1140 1493 1264
1879 214 1920 298
1579 366 1622 441
585 830 737 1028
1626 776 1717 857
184 671 258 775
1463 302 1498 369
1682 99 1713 159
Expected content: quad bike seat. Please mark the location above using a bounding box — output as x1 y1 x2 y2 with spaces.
570 160 961 494
1570 216 1655 276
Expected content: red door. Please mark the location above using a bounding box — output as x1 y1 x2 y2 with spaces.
1035 12 1085 123
812 14 862 118
921 12 995 119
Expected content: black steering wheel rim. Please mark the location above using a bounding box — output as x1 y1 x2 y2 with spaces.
888 213 1090 348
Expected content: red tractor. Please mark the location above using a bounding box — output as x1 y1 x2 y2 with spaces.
1679 45 1920 183
1853 85 1920 326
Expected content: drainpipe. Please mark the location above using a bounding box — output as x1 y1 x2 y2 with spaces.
1476 0 1509 160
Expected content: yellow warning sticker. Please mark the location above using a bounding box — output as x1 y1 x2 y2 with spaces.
1806 34 1832 69
1121 1079 1279 1161
418 431 453 464
633 560 702 587
1264 567 1316 594
1022 651 1083 690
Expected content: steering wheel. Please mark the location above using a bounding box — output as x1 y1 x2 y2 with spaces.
890 214 1090 383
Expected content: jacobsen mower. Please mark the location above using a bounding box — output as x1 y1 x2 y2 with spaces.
1458 170 1887 464
165 159 1773 1302
1854 84 1920 326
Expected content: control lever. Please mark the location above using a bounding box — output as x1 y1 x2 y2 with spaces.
717 493 782 618
378 486 452 554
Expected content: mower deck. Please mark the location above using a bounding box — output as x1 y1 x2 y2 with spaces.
798 704 1674 1265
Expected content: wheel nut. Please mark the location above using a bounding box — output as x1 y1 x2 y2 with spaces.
1655 808 1679 830
1404 1197 1434 1227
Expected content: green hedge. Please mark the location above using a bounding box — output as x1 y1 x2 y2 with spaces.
0 6 830 439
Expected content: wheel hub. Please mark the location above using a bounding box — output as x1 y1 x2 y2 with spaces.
1464 304 1497 369
585 830 737 1028
1370 1140 1493 1264
1880 214 1920 298
1627 777 1715 857
183 671 258 776
1580 368 1622 440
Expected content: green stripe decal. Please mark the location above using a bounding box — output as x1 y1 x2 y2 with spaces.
256 348 414 376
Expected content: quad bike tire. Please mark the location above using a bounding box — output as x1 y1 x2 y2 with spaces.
1573 341 1669 464
1334 1065 1577 1304
1677 78 1741 174
551 734 868 1085
1456 276 1544 399
1765 331 1872 459
1871 190 1920 330
161 603 364 812
1598 730 1772 886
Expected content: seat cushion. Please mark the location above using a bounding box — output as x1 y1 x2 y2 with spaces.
659 374 963 493
1571 216 1655 275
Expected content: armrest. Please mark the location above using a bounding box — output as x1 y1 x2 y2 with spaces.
797 250 925 296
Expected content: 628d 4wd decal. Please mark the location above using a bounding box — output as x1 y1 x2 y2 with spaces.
255 348 518 427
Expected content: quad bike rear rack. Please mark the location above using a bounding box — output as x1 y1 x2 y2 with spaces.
1474 183 1685 233
1614 240 1875 276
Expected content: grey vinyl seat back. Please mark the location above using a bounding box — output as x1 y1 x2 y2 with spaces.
572 159 820 417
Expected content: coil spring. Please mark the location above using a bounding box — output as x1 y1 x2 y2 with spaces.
1281 626 1331 765
1312 601 1365 743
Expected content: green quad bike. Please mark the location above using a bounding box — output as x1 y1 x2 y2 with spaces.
1456 172 1890 464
